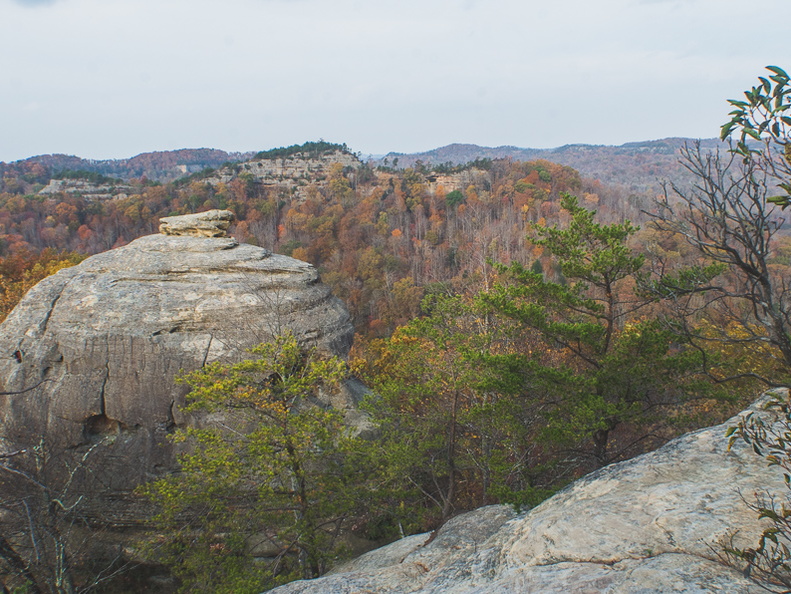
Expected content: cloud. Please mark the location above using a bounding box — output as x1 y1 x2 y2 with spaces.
12 0 59 6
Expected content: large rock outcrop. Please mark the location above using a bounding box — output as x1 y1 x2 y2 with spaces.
269 390 791 593
204 150 362 201
0 216 355 522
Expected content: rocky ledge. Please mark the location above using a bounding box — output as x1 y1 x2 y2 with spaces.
269 391 790 594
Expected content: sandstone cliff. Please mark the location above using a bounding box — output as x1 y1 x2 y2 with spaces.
0 212 355 523
205 150 361 201
268 390 790 594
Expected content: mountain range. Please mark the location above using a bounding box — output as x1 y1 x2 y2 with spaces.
4 138 726 193
377 137 725 192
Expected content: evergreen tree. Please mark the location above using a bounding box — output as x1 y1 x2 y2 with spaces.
480 194 718 468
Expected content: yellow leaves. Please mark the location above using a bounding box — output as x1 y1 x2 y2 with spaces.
291 247 309 262
697 319 765 343
328 162 345 181
357 247 383 281
696 319 787 383
582 192 600 205
285 207 308 232
256 399 290 419
621 321 643 338
0 251 86 322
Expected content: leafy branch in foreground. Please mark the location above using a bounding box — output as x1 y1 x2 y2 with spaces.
721 65 791 209
645 67 791 384
143 332 374 594
725 392 791 592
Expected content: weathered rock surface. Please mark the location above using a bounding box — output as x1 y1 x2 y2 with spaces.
38 178 134 200
269 390 791 593
204 150 361 201
0 229 354 523
159 209 234 237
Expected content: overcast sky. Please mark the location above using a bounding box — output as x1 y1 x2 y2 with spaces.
1 0 788 162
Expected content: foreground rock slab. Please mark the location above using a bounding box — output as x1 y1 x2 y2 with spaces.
269 391 790 593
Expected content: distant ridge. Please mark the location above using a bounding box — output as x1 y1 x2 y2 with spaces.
379 138 722 163
5 137 726 191
7 148 255 182
376 137 725 192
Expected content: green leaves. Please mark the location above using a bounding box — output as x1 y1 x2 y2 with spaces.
483 193 643 353
637 262 725 300
480 194 720 468
531 194 644 289
358 293 553 517
722 394 791 589
720 65 791 208
145 332 372 593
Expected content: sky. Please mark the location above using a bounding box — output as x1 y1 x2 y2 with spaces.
0 0 788 162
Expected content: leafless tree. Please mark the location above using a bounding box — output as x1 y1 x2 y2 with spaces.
0 438 135 593
645 141 791 381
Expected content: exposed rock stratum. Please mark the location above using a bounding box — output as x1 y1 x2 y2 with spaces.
268 390 791 594
159 208 235 237
0 218 354 523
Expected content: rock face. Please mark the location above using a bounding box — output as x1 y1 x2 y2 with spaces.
0 224 354 522
269 390 791 594
204 150 361 201
38 178 134 200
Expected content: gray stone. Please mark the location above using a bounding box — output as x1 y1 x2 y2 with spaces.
267 390 790 593
321 378 378 440
0 233 354 523
159 209 234 237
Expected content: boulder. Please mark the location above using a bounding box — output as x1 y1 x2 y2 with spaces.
0 224 354 524
159 208 234 237
268 390 791 593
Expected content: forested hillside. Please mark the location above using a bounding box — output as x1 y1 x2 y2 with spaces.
0 141 657 337
1 137 722 192
3 115 791 591
0 148 254 185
